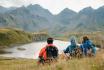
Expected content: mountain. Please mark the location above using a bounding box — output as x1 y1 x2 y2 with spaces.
0 5 53 32
0 6 8 13
0 6 16 13
27 4 53 19
72 6 104 32
55 8 77 24
0 4 104 34
79 7 94 15
94 6 104 27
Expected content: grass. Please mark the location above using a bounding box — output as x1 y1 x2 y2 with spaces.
0 50 104 70
0 29 104 70
0 28 49 49
0 28 33 48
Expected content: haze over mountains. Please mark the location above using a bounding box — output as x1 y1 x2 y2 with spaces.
0 4 104 34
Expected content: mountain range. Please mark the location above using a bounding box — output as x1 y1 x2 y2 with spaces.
0 4 104 34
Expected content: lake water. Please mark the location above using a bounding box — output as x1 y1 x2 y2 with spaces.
0 40 99 59
0 40 70 59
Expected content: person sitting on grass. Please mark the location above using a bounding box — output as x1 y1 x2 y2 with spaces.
63 37 79 59
38 38 58 64
80 36 96 56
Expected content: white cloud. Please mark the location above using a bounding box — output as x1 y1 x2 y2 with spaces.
0 0 104 14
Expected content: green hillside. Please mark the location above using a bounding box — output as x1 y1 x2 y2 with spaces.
0 28 33 49
0 28 49 49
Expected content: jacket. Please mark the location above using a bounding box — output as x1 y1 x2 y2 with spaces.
39 44 56 60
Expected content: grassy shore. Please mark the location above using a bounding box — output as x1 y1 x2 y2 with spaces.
0 28 33 49
0 50 104 70
0 28 49 49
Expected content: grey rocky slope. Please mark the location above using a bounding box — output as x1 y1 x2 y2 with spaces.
0 4 104 34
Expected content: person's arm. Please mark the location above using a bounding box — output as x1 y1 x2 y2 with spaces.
64 45 70 53
86 40 93 49
55 46 58 53
39 47 45 58
80 44 84 54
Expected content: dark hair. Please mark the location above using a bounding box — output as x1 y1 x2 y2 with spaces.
47 38 53 44
82 36 89 43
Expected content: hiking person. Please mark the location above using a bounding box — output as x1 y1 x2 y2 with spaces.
38 38 58 64
63 37 79 58
80 36 96 56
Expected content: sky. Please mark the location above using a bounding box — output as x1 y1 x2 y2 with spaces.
0 0 104 14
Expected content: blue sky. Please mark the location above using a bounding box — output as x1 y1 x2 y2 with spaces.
0 0 104 14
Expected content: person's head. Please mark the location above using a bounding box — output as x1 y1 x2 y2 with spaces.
47 38 53 44
70 36 77 45
83 36 89 43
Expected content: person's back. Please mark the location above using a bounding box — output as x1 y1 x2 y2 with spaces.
38 38 58 64
64 37 78 55
46 44 58 59
80 36 96 56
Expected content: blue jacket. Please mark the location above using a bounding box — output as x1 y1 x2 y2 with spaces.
64 39 77 53
80 40 96 55
83 40 93 49
64 45 77 53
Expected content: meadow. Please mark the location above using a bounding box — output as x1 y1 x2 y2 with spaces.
0 49 104 70
0 28 104 70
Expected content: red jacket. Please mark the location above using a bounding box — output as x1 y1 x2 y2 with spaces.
39 44 55 60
